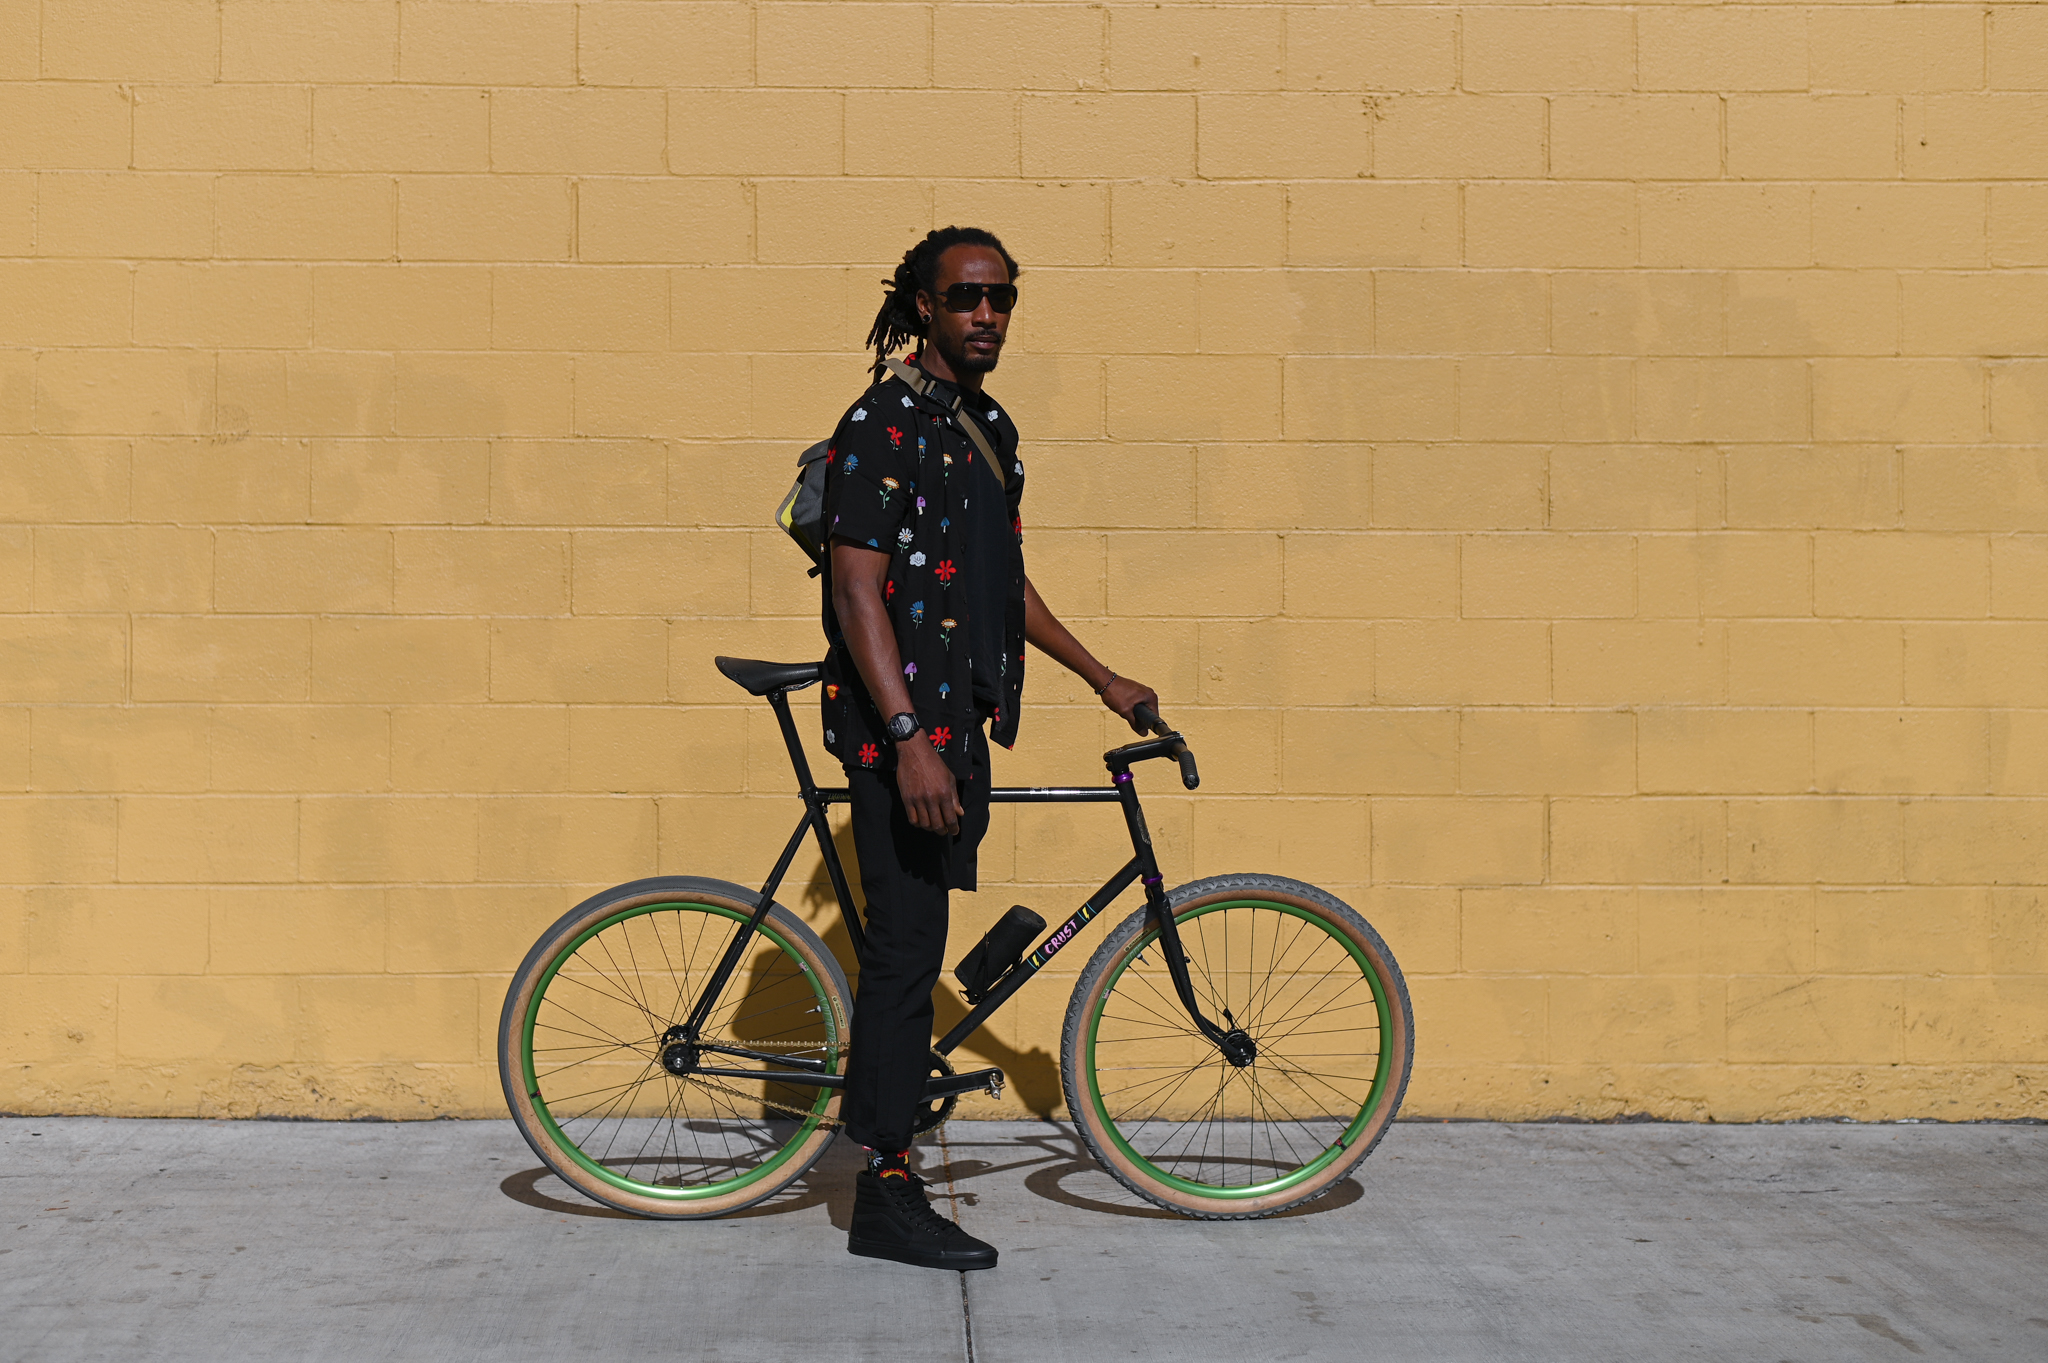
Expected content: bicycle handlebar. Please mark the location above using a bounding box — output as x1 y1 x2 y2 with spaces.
1131 703 1201 791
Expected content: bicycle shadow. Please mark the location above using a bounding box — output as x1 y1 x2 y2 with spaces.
499 1125 1363 1225
496 1146 851 1223
934 1124 1366 1222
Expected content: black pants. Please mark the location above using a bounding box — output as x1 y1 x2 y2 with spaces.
840 723 991 1153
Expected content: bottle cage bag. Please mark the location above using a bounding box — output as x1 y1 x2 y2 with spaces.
774 359 1009 575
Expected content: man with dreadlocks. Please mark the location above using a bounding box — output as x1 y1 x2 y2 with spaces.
820 226 1158 1271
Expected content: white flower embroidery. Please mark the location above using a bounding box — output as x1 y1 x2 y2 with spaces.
897 527 914 546
825 730 835 744
909 551 926 567
987 410 998 421
851 408 868 422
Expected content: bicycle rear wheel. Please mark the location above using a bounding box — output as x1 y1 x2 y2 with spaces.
498 876 850 1219
1062 873 1412 1219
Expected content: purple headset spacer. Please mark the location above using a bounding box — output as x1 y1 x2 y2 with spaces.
1113 770 1134 784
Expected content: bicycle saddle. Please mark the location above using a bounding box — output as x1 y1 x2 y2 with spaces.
714 656 824 696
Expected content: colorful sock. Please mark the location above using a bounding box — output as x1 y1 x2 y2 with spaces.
865 1147 911 1179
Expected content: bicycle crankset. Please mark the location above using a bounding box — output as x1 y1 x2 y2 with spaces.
910 1050 1006 1135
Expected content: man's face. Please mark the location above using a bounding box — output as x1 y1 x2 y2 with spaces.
918 245 1012 377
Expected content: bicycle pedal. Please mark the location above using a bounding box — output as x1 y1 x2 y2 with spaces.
922 1065 1004 1102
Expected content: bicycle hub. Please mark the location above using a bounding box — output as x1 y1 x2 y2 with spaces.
658 1025 700 1077
1218 1028 1257 1068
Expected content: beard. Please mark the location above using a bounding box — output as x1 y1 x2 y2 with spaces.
938 329 1003 375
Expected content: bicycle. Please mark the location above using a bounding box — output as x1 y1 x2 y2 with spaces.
498 655 1414 1221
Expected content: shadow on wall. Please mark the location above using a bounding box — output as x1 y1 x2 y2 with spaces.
770 813 1063 1120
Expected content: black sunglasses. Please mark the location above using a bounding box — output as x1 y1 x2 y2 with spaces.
935 282 1018 314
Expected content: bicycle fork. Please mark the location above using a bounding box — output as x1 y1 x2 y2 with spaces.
1107 759 1258 1070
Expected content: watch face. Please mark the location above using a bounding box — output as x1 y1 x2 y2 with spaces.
887 713 919 742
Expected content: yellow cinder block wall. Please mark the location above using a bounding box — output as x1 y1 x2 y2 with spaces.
3 0 2045 1122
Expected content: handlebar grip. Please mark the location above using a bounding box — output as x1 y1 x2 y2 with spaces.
1130 703 1201 789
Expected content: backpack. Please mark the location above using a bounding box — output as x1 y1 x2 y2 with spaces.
775 359 1009 575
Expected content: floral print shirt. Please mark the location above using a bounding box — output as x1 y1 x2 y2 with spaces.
819 360 1026 779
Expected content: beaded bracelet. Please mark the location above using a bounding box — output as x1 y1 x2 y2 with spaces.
1092 670 1118 696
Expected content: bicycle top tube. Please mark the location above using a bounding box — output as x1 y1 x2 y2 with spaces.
803 786 1122 804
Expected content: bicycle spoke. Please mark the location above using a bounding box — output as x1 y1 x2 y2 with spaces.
591 932 664 1034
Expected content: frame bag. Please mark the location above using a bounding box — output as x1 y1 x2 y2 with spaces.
774 359 1009 575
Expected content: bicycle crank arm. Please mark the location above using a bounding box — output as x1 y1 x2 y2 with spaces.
923 1067 1005 1102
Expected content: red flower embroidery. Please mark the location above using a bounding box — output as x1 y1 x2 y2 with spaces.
887 426 903 447
858 742 879 766
936 559 956 584
826 443 836 462
885 579 895 599
929 726 952 750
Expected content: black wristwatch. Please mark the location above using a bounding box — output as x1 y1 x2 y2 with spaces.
885 711 922 743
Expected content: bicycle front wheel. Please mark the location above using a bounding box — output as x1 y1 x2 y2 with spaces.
1062 873 1413 1219
498 876 850 1219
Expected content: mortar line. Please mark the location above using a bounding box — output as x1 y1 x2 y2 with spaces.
936 1123 976 1363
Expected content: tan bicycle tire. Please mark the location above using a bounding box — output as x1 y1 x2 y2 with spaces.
497 875 850 1220
1061 873 1413 1220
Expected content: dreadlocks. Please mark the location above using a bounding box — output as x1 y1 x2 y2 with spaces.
866 226 1022 379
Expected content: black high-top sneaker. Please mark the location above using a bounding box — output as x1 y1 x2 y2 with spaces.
848 1158 998 1271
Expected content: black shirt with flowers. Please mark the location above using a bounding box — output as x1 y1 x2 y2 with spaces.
819 361 1026 780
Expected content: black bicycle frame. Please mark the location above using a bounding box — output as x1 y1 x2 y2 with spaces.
675 686 1231 1088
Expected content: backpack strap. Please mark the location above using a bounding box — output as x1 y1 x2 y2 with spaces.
885 358 1010 492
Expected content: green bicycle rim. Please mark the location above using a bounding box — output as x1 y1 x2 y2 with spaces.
521 900 838 1203
1085 898 1393 1201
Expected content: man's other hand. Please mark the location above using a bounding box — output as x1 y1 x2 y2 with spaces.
896 732 965 836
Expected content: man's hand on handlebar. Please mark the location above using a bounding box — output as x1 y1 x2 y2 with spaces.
1100 675 1160 735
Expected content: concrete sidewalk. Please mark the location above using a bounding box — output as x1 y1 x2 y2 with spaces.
3 1117 2044 1362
